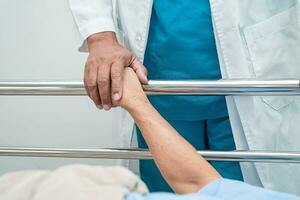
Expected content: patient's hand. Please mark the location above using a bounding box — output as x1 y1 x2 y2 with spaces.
114 68 149 111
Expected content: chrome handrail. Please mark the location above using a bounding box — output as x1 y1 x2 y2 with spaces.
0 80 299 96
1 147 300 163
1 80 300 164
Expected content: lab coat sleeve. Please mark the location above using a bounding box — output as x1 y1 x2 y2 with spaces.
68 0 116 42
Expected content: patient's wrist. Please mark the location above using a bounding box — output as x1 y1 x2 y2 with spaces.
125 98 152 116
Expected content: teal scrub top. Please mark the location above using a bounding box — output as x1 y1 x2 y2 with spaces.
124 178 300 200
144 0 228 120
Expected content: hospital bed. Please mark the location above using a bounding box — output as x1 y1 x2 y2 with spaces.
0 79 300 163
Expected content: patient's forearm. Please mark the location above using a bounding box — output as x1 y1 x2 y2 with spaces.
128 100 221 194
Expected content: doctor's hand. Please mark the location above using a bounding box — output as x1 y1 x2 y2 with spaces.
85 32 148 110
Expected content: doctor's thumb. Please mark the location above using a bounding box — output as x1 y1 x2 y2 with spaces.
130 59 148 84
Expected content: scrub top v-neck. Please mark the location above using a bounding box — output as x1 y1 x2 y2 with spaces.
144 0 228 120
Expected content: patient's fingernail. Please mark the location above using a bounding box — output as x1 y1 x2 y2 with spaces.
97 105 103 110
103 104 110 111
113 93 121 101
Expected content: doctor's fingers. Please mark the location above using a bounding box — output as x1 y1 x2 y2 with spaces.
111 61 124 103
84 63 102 109
130 58 148 84
97 63 112 110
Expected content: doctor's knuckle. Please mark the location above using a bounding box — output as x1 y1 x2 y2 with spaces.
97 77 109 87
85 67 96 77
84 79 96 87
114 51 131 61
88 56 110 66
98 57 110 64
111 71 122 80
86 58 98 67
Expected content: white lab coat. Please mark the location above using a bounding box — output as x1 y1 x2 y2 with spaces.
69 0 300 195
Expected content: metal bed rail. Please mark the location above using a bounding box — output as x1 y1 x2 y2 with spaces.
1 79 300 163
0 79 299 96
1 147 300 163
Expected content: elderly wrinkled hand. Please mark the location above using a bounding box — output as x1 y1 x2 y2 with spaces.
113 68 148 111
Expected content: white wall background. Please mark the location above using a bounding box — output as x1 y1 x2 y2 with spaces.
0 0 117 174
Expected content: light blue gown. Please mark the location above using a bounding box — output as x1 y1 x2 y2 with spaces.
124 179 300 200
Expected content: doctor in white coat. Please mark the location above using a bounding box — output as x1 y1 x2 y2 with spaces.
69 0 300 195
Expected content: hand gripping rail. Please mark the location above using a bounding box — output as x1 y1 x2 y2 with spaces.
0 79 300 163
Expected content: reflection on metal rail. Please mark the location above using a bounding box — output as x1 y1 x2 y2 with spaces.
1 147 300 163
0 80 299 96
